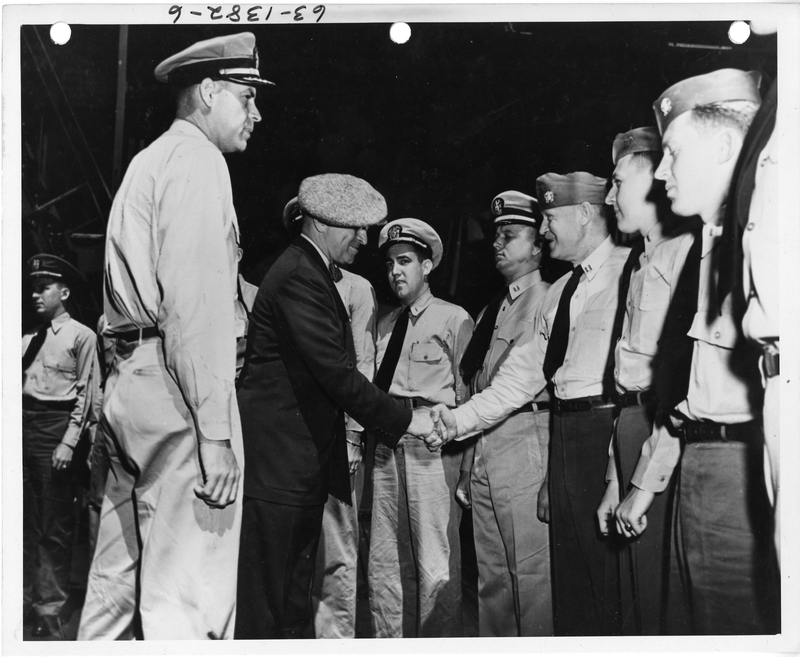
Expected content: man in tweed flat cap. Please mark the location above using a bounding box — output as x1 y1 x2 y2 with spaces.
79 32 271 640
235 174 440 639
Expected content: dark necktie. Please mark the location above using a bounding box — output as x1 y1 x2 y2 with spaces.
373 306 411 392
654 223 703 410
22 323 49 373
329 262 343 283
610 239 646 346
460 289 508 384
542 264 584 382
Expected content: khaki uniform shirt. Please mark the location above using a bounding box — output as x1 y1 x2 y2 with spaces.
23 312 99 447
103 119 240 442
376 289 473 408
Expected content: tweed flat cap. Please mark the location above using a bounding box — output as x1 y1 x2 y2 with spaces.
612 127 662 165
654 68 761 135
27 254 82 284
378 218 444 270
298 174 388 228
536 172 608 209
491 190 540 229
154 32 274 88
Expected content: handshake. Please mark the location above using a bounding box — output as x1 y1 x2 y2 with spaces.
405 404 459 452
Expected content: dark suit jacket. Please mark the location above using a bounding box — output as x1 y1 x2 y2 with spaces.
238 237 411 506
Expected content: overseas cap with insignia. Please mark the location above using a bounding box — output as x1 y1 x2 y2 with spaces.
379 218 444 270
653 68 762 135
491 190 541 229
298 174 388 228
612 127 662 165
536 172 608 209
27 253 82 284
154 32 274 88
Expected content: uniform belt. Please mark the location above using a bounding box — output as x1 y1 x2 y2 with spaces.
618 389 658 408
552 395 616 414
762 346 780 378
394 397 434 409
510 401 550 415
22 396 75 412
110 326 160 343
681 419 761 444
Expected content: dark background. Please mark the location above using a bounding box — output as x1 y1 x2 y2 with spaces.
20 21 777 330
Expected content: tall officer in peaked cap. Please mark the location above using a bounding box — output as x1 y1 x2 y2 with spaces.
431 172 630 635
79 32 272 640
616 69 779 634
453 191 555 636
367 218 474 638
23 255 99 639
235 175 440 639
594 127 698 634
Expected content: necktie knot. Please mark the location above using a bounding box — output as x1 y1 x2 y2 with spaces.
329 262 343 283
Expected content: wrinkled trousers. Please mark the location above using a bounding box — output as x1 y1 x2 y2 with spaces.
78 339 244 640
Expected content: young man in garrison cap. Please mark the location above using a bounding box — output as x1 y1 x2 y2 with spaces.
23 255 99 639
430 172 630 635
594 127 698 635
79 33 271 640
283 195 380 638
235 175 439 640
367 218 473 638
453 191 554 637
614 69 779 635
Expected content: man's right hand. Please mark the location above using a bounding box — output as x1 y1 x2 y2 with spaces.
615 486 655 538
195 440 240 509
455 471 471 509
596 480 620 536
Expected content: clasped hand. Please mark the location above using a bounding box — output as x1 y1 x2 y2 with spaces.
405 404 459 451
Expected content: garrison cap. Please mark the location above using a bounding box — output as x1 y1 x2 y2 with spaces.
27 254 82 284
154 32 274 88
379 218 443 270
612 127 662 165
298 174 388 228
491 190 541 229
654 68 762 134
536 172 608 209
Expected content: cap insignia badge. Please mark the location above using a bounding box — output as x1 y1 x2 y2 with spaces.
388 225 402 240
544 191 554 204
492 198 504 215
32 259 40 270
660 97 672 116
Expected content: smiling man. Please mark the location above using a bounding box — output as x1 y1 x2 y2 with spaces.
235 179 440 640
79 33 271 640
595 127 697 634
367 218 473 638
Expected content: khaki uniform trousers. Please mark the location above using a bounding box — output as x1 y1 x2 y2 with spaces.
78 339 244 640
472 410 553 636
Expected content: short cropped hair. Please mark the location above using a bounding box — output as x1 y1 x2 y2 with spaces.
689 100 761 136
627 150 663 174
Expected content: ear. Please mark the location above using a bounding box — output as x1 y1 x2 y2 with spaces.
59 286 71 301
578 202 593 226
717 129 741 165
197 78 218 109
422 259 434 277
312 218 327 234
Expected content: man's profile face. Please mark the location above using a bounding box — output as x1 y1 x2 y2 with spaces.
326 225 368 265
207 81 261 153
31 277 68 320
492 224 540 282
540 205 582 264
654 113 720 220
386 244 431 305
606 154 660 236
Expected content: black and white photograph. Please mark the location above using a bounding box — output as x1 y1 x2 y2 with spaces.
3 2 799 653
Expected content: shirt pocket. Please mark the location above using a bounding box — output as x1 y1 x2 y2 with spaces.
408 341 450 393
629 268 672 354
689 310 739 350
42 350 75 377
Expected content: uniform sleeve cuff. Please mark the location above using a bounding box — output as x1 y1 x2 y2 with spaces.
61 428 80 448
631 455 675 494
452 406 481 441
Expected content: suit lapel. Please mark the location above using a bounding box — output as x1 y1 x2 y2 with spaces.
293 237 351 329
